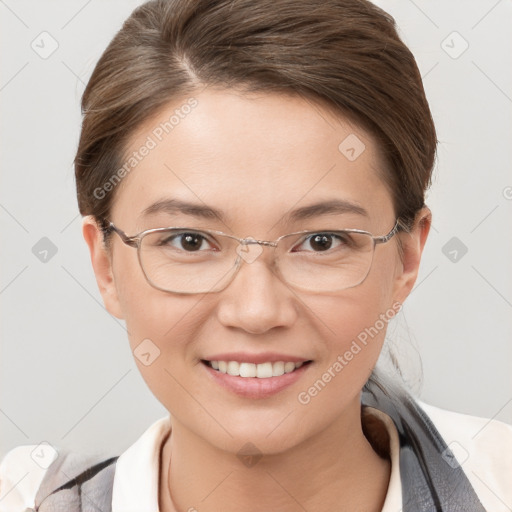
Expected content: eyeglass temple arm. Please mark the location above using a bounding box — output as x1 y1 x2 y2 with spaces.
373 219 401 244
103 221 139 248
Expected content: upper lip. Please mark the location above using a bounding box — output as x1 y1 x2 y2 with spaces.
202 352 312 364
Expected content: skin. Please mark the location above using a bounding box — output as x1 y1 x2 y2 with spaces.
83 88 431 512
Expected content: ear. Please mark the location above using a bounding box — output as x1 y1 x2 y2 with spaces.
82 216 124 319
392 206 432 305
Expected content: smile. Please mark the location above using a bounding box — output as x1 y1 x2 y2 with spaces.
203 360 312 378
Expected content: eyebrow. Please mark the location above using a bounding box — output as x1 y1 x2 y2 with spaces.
140 198 368 223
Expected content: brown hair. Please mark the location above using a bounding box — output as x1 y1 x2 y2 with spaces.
75 0 436 235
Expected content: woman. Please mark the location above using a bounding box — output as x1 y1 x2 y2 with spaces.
1 0 510 510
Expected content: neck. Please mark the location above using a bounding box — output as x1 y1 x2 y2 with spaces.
160 396 390 512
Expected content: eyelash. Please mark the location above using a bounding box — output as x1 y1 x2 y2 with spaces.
159 231 350 252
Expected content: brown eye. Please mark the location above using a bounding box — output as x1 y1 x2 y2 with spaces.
309 234 334 251
158 232 214 252
294 232 350 253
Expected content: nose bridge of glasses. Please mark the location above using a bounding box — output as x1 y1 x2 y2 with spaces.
228 236 279 270
240 238 277 247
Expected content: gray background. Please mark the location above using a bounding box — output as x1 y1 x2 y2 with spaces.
1 0 511 459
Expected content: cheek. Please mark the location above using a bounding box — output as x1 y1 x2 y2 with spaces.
314 248 397 351
308 293 396 444
311 287 391 374
297 256 399 403
117 280 209 413
111 248 201 364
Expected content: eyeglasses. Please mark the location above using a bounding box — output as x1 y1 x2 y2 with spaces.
104 219 401 294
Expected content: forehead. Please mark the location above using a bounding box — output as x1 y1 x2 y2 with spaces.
111 88 393 232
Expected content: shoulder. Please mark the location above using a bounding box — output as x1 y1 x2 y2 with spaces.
0 443 118 512
417 399 512 511
417 399 512 456
0 443 58 511
0 416 170 512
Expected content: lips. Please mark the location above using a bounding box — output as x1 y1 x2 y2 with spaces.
200 354 313 399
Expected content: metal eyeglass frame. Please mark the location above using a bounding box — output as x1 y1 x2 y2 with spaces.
103 219 401 294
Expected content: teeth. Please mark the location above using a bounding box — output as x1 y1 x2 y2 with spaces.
240 362 257 378
208 360 305 378
256 362 273 378
272 361 284 376
285 362 296 373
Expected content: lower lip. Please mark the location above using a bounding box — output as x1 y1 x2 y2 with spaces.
202 361 312 399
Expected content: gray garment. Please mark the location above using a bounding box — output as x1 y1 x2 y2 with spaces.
32 370 485 511
34 452 117 512
361 369 485 511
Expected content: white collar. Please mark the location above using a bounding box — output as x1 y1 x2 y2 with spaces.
112 415 171 512
366 406 402 512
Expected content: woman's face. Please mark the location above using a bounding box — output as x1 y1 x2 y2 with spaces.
84 88 429 455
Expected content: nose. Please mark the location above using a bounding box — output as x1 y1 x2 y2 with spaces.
215 246 298 334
